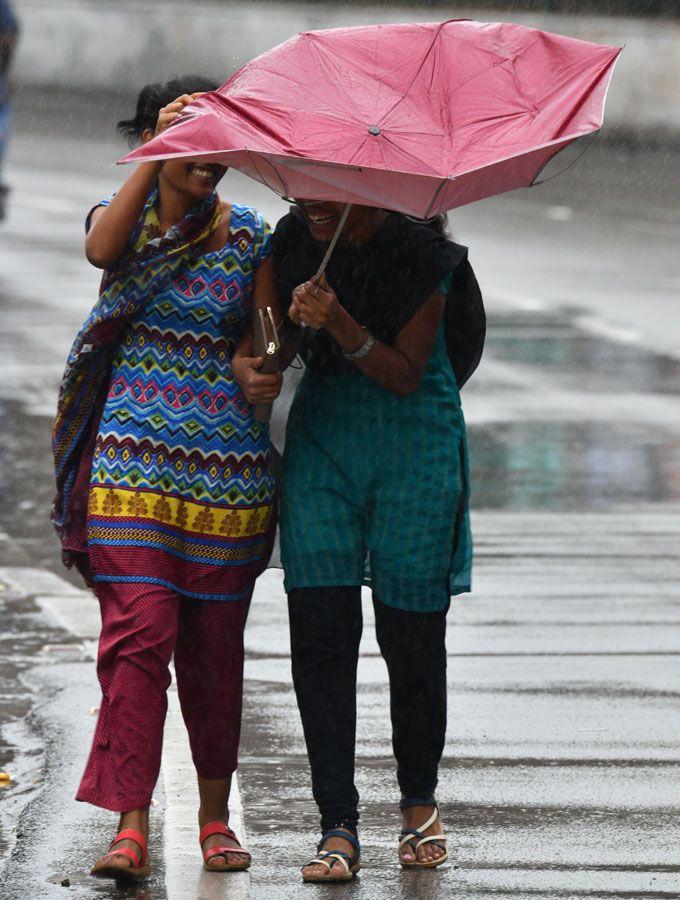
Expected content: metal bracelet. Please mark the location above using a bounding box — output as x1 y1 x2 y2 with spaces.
343 330 375 360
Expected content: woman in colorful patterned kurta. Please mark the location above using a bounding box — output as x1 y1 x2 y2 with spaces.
52 78 282 881
86 190 274 601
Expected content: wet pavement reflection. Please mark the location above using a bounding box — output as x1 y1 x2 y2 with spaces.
468 311 680 510
484 310 680 394
470 420 679 509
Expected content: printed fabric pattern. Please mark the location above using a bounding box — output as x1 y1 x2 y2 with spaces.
53 188 275 600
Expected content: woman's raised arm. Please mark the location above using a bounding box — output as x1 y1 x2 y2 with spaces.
85 162 161 268
85 93 200 269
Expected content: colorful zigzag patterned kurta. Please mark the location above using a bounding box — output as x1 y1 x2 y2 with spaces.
86 200 275 602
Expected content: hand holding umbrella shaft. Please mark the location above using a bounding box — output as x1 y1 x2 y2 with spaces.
292 277 342 331
292 276 369 356
291 276 448 398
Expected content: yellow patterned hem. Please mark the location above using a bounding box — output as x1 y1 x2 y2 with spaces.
87 525 264 561
88 486 273 538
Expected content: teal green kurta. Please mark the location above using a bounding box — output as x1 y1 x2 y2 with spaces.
280 322 472 613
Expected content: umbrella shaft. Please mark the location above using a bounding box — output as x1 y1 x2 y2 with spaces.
314 203 352 282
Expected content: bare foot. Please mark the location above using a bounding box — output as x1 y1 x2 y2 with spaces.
302 827 357 880
399 805 446 866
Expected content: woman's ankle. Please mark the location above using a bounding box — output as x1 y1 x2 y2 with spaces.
399 794 437 812
197 775 232 826
198 805 231 827
320 820 359 840
118 808 149 833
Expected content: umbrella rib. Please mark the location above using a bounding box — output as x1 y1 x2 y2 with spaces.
423 177 450 220
377 131 445 176
531 134 592 186
254 61 365 126
303 33 372 127
379 21 447 123
447 55 514 104
245 148 290 197
265 157 292 198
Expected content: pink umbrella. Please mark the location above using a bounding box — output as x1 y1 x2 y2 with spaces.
121 18 621 220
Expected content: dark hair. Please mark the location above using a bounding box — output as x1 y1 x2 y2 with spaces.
426 214 450 237
117 75 219 146
404 212 450 237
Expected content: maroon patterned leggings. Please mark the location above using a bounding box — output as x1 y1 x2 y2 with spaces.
77 581 251 812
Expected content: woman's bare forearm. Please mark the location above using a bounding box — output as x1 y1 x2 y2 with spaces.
353 341 424 396
85 162 162 268
326 294 444 396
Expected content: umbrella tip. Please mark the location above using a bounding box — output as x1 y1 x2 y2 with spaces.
368 125 381 136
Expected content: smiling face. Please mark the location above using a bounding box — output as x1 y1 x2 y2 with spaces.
293 199 385 244
293 200 346 241
140 129 226 202
159 159 227 202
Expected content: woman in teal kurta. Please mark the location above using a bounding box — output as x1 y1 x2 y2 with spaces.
236 199 483 883
237 201 484 881
281 273 472 610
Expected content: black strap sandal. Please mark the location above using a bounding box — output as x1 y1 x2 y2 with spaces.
302 827 361 883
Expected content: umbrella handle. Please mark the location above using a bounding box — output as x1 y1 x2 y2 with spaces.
313 203 352 282
298 203 351 333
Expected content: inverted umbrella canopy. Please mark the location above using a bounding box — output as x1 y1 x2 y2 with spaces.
121 19 621 219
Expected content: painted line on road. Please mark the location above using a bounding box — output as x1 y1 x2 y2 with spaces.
573 314 641 344
486 289 548 312
163 669 250 900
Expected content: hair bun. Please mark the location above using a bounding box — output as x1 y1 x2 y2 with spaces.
117 75 219 146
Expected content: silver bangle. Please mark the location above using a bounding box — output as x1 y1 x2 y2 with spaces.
343 330 375 361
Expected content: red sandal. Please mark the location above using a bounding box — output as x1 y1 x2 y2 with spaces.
91 828 150 882
200 821 251 872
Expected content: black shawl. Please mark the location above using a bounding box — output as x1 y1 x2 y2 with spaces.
272 207 485 387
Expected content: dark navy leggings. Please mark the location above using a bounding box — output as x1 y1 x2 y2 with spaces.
288 585 448 835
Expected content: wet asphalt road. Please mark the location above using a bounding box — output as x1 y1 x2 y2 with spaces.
0 89 679 898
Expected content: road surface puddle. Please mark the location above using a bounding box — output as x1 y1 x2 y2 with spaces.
468 310 680 509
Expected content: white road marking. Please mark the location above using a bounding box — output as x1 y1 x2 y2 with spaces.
485 289 548 312
0 566 87 598
483 291 642 348
545 205 574 221
163 676 250 900
573 314 641 344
